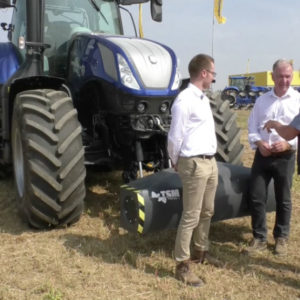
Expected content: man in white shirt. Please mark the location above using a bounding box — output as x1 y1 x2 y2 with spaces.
246 59 300 256
168 54 218 286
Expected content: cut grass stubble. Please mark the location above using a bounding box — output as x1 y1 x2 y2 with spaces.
0 110 299 300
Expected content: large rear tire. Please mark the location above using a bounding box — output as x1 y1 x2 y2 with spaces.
209 92 244 165
11 89 86 229
221 88 237 108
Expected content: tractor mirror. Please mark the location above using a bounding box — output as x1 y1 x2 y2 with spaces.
151 0 162 22
0 0 12 8
118 0 162 22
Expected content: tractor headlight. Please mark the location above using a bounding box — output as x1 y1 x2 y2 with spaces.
171 69 182 90
117 54 140 90
160 102 169 113
136 102 147 113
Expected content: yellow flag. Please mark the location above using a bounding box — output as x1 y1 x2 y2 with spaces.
214 0 226 24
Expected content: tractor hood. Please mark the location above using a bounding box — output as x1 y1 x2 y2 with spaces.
107 36 173 89
68 32 180 96
80 33 181 95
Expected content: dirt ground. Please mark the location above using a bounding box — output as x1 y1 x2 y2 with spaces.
0 110 300 300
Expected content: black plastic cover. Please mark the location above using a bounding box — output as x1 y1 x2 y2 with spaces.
118 0 148 5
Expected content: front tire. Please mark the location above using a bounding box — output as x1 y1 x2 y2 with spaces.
12 89 86 229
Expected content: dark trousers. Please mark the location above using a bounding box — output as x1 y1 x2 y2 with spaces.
249 150 295 241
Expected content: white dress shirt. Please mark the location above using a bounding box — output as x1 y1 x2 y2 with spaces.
248 87 300 150
167 83 217 165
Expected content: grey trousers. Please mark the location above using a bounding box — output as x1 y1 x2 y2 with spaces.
174 156 218 262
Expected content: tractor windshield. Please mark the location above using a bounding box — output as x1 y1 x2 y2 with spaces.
229 77 254 90
45 0 122 49
229 78 247 90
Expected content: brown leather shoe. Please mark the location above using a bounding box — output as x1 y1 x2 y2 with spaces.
191 250 206 263
274 237 288 256
244 238 267 256
175 260 204 287
191 250 223 267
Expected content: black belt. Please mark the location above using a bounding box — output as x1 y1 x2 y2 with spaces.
194 154 214 160
270 150 295 158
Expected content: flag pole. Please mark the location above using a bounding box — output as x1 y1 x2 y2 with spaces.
211 2 215 92
212 2 215 58
139 4 144 38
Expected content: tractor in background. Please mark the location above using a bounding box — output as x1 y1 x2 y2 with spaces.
222 75 269 109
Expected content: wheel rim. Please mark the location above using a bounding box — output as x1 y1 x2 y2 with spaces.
13 125 25 198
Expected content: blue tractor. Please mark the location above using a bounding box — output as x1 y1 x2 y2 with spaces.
222 75 269 109
0 0 183 228
0 0 247 230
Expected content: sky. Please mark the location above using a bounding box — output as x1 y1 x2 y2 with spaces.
1 0 300 91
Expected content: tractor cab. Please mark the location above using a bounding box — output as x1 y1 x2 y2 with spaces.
3 0 162 76
43 0 123 77
229 76 254 91
8 1 132 77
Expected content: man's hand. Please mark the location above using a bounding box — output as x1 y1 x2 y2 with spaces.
263 120 282 133
270 140 291 153
256 140 272 157
264 120 299 141
171 161 178 172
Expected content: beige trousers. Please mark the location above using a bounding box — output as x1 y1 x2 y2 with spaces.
174 156 218 262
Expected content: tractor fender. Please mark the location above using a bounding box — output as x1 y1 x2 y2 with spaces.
223 86 239 93
0 42 20 84
1 75 66 163
120 162 275 234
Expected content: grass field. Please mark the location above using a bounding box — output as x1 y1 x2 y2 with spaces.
0 110 300 300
